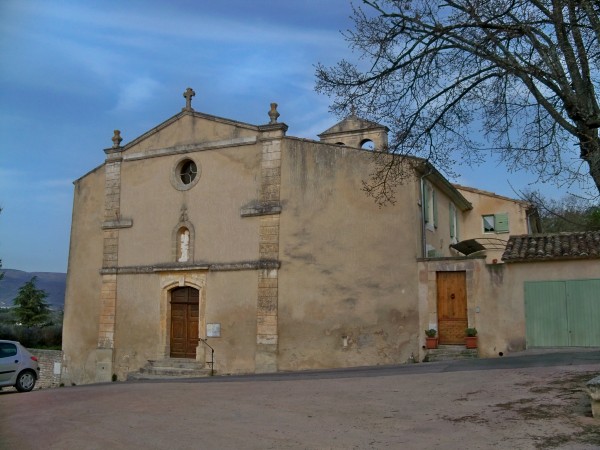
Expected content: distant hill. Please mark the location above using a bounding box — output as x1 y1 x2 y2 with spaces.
0 269 66 310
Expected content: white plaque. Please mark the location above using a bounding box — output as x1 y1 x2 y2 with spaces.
207 323 221 337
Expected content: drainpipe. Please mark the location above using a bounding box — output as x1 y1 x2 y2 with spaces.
420 168 433 259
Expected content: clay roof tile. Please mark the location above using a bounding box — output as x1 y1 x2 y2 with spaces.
502 231 600 263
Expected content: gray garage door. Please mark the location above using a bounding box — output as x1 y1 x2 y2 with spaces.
524 279 600 347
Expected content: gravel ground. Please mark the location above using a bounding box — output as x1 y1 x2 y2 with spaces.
1 362 598 449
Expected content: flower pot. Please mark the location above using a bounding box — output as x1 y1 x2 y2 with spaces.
465 336 478 349
425 337 438 349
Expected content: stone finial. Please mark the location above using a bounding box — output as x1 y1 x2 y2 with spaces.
183 87 195 111
112 130 123 148
268 103 280 124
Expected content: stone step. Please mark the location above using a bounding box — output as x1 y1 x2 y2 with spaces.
425 345 478 362
127 369 213 381
147 358 204 369
127 358 213 381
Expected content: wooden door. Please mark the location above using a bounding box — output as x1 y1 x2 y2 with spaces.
170 287 199 358
525 279 600 347
437 272 467 345
524 281 569 347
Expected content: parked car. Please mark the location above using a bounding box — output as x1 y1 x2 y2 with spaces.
0 340 40 392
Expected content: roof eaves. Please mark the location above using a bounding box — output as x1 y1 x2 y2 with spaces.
419 162 472 211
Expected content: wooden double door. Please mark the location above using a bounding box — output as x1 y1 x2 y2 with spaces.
170 287 199 358
525 279 600 347
437 271 468 345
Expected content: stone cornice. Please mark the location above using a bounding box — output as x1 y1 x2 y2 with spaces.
123 136 257 162
102 219 133 230
240 202 282 217
103 147 124 162
100 260 280 275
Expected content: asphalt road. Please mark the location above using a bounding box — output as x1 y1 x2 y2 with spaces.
1 349 599 450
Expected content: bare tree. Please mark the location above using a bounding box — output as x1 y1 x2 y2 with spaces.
316 0 600 204
521 190 600 231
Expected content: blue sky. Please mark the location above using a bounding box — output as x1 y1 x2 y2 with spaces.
0 0 581 273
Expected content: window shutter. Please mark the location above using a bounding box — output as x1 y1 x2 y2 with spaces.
495 213 509 233
432 189 438 228
449 203 455 239
423 184 429 223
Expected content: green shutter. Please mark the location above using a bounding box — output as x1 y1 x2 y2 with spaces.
423 184 429 223
456 210 460 241
432 189 438 228
449 203 455 239
495 213 509 233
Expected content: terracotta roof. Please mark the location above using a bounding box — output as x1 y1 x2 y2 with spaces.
502 231 600 262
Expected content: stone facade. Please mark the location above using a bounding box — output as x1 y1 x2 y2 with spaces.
62 90 539 385
31 349 63 389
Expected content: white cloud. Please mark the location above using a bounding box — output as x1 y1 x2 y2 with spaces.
113 77 162 112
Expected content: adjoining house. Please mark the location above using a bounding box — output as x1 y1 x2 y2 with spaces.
62 89 560 385
501 232 600 349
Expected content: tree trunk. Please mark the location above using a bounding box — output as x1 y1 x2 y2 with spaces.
580 133 600 196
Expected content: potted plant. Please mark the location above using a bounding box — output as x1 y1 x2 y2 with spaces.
425 329 438 349
465 327 478 349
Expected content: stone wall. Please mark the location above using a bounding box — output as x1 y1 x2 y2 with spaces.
31 349 63 389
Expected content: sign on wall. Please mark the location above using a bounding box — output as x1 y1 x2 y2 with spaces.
206 323 221 338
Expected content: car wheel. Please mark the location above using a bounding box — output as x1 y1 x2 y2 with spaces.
15 370 36 392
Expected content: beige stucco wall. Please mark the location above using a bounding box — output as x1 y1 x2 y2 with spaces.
106 269 259 379
66 109 572 385
124 113 258 153
422 181 460 258
457 186 530 262
63 114 267 384
62 167 105 385
113 273 162 378
418 257 530 362
478 258 600 356
277 140 423 369
118 144 261 267
203 270 258 374
418 256 599 363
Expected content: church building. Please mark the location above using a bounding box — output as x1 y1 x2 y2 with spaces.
62 88 535 384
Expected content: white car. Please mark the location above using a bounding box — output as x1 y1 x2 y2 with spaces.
0 340 40 392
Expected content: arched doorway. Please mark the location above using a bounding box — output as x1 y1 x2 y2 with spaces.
170 287 199 358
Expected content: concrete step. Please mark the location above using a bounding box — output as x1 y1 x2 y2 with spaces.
425 345 478 362
127 358 213 380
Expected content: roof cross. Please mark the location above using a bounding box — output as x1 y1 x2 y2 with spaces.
183 87 195 111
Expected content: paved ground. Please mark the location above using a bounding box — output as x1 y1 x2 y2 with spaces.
1 349 599 449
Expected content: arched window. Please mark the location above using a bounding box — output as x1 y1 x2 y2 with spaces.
360 139 375 150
